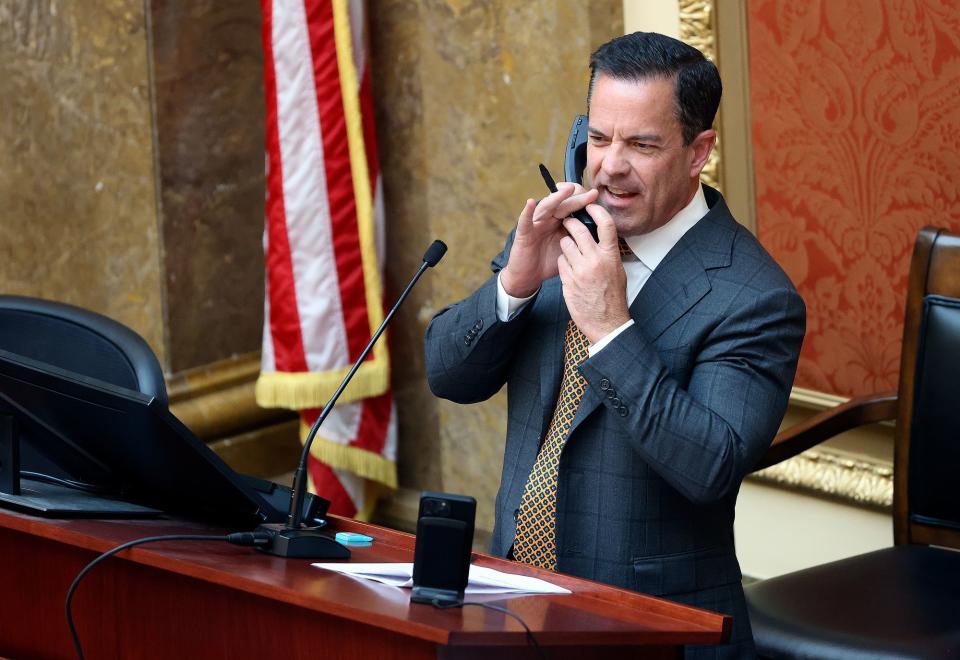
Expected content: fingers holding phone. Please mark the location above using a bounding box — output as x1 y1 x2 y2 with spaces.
550 185 599 223
540 163 599 242
500 168 598 299
500 190 569 298
558 212 630 343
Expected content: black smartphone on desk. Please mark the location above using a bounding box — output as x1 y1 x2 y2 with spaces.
539 114 598 242
411 491 476 606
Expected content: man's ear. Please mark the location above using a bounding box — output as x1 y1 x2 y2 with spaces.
688 129 717 178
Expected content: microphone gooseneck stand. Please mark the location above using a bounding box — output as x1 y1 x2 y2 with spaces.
255 240 448 558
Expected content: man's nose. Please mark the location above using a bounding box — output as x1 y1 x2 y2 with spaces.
600 143 630 178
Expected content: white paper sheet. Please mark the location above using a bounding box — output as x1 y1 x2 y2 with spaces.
312 562 571 595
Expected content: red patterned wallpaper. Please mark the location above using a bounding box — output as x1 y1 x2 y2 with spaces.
747 0 960 397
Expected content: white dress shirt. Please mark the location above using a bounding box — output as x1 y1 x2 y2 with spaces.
496 183 708 356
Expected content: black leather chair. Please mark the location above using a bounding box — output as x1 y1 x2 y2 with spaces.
745 227 960 659
0 295 166 404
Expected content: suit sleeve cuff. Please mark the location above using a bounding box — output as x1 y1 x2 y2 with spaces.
496 272 539 321
588 319 635 357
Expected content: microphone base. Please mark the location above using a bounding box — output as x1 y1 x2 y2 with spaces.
254 523 350 559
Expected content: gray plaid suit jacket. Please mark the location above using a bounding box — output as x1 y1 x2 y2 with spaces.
425 186 805 659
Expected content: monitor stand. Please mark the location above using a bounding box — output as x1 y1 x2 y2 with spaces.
0 413 161 519
0 478 162 518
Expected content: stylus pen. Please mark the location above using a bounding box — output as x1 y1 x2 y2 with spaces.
538 163 599 241
538 162 561 194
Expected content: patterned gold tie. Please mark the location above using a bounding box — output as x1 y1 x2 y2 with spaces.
513 320 590 570
512 237 633 570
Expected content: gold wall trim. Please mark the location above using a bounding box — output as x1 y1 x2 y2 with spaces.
167 352 293 441
788 386 895 427
679 0 720 190
750 448 893 511
167 351 262 401
749 387 896 510
712 0 756 232
184 364 888 513
679 1 715 59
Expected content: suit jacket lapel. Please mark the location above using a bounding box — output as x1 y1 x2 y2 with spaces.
631 244 711 342
631 188 734 342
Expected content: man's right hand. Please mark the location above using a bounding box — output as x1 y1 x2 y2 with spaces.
500 183 599 298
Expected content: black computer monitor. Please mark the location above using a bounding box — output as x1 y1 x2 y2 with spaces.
0 348 314 528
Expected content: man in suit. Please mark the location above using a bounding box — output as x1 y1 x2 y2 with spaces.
424 32 804 659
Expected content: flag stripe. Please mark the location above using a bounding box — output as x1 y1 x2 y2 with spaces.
262 0 309 373
306 454 359 518
350 390 393 456
274 0 350 375
330 0 388 365
304 0 371 364
361 66 386 264
304 394 397 486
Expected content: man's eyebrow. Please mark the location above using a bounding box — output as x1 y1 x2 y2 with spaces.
626 133 664 143
587 126 664 143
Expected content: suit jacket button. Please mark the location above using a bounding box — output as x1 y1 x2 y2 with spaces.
618 406 628 417
599 378 611 391
611 397 621 407
606 388 617 399
473 319 484 331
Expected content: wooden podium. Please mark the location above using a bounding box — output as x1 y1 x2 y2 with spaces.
0 509 729 659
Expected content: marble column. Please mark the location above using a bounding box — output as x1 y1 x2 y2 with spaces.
1 0 165 357
148 0 267 374
0 0 266 374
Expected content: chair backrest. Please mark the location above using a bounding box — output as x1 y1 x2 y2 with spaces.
894 227 960 548
0 295 167 406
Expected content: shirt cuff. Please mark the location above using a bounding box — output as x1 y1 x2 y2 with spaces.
588 319 635 357
496 272 538 321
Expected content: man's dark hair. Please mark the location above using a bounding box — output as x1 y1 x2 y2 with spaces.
588 32 722 146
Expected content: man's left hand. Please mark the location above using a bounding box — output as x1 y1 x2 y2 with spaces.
558 204 630 344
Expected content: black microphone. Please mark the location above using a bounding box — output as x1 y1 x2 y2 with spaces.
423 240 446 267
256 240 447 558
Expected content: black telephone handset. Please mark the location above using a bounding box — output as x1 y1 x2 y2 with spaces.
539 114 598 242
564 114 589 185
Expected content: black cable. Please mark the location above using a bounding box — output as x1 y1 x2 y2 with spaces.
65 531 270 660
20 470 109 494
435 599 546 660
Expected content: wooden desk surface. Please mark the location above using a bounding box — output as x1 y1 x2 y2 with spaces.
0 509 730 658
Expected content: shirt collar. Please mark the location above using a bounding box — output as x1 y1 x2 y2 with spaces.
622 183 708 270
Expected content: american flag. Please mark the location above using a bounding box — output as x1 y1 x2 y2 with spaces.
256 0 395 518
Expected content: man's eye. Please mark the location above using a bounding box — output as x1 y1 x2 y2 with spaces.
633 142 653 150
589 135 608 145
